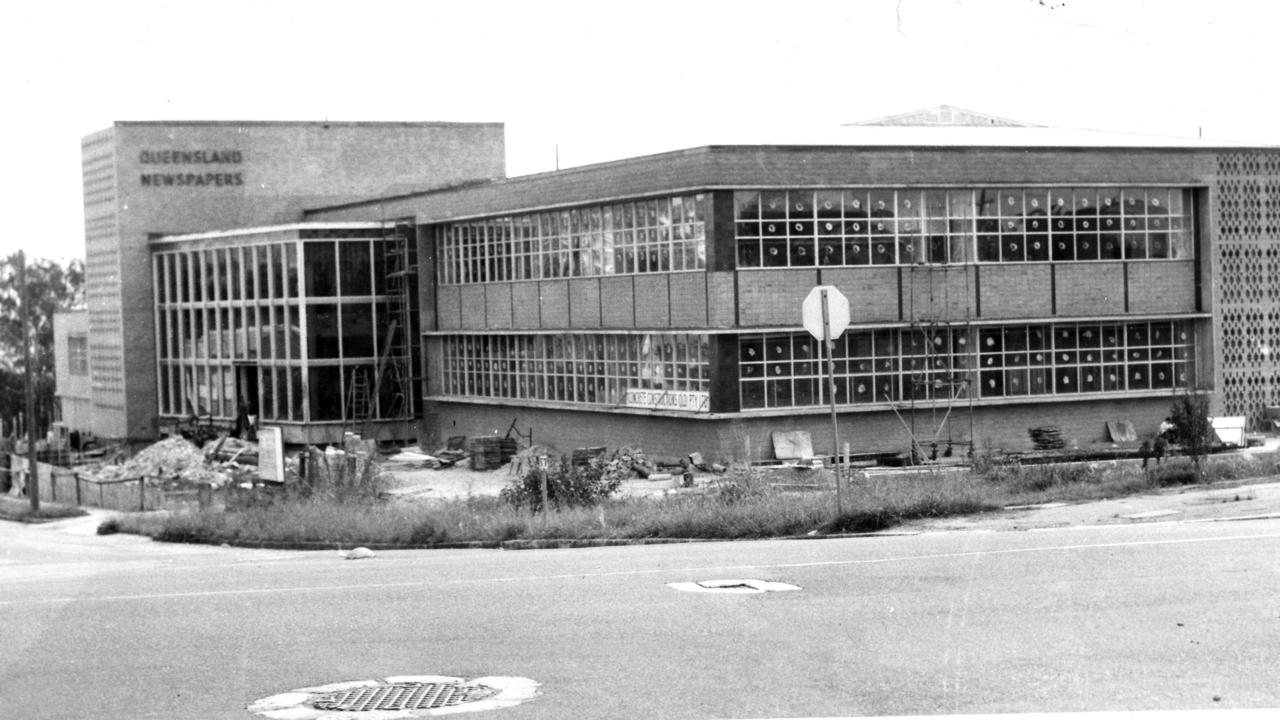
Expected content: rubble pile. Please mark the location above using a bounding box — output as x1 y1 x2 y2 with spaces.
78 436 255 489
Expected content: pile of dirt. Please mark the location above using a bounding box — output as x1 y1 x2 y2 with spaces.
77 437 244 488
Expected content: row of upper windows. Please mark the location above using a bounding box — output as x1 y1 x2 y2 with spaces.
154 239 398 304
433 187 1195 284
438 195 708 285
735 187 1194 267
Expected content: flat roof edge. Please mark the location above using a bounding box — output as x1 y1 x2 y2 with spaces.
103 120 504 132
150 221 390 244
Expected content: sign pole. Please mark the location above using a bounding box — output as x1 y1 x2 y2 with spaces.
821 289 844 518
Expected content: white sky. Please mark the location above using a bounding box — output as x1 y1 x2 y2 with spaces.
3 0 1277 263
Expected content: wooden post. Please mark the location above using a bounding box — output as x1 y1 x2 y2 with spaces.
18 251 39 512
138 478 146 512
75 473 82 506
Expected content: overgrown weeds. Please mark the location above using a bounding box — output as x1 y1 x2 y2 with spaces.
0 496 87 523
107 449 1280 548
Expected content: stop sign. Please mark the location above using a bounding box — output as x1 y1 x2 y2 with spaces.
802 286 850 341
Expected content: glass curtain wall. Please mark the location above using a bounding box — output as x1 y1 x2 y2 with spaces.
154 228 407 426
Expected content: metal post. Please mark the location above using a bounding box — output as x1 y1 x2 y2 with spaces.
821 289 844 518
538 455 550 516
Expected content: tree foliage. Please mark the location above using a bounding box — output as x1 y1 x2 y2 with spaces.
0 254 85 435
1170 389 1214 481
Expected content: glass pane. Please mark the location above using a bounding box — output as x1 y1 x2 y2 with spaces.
305 242 337 297
339 241 372 295
343 303 375 358
308 304 340 359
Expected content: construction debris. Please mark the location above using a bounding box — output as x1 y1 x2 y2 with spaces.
1028 426 1066 450
470 436 519 470
78 436 245 488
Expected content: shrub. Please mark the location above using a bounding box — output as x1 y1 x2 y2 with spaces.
501 449 635 510
711 463 774 504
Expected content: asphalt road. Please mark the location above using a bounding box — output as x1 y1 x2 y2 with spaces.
2 515 1279 719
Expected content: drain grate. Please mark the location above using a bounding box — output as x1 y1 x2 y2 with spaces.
667 578 802 594
248 675 539 718
311 682 497 712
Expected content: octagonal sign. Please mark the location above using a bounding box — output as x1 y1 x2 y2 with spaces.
802 286 850 341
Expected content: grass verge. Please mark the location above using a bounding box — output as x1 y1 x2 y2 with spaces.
109 451 1279 548
0 495 89 523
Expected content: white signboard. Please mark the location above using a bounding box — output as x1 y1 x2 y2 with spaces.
624 389 711 413
802 285 850 341
258 426 285 482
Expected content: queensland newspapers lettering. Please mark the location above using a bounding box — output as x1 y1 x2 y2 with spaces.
138 148 245 187
624 388 710 412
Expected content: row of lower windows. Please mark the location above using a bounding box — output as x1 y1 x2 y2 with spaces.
157 361 410 423
435 321 1194 412
441 333 709 406
740 320 1193 409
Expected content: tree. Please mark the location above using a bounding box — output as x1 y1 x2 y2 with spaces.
1169 389 1214 482
0 254 85 438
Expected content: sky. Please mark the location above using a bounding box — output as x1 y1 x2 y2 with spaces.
3 0 1278 264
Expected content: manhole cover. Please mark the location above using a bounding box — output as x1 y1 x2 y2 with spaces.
312 682 497 711
667 578 801 594
248 675 538 718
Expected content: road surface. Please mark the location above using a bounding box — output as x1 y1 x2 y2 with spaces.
2 511 1279 719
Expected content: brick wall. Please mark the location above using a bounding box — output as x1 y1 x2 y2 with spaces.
634 275 671 327
1055 263 1125 316
426 394 1175 463
978 265 1053 318
821 267 900 323
511 283 541 328
600 277 635 327
1128 261 1197 314
484 284 513 329
459 286 486 329
738 269 819 326
670 273 709 327
568 278 602 328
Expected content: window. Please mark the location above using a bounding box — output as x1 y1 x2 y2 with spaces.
439 194 709 285
740 320 1194 409
67 335 89 375
441 333 710 408
735 187 1195 268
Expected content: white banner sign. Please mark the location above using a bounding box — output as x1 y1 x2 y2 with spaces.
624 389 710 413
258 427 285 482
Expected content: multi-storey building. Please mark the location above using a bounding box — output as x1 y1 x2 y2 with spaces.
61 109 1280 460
71 120 504 442
305 115 1280 460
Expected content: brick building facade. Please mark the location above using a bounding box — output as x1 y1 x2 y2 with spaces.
62 115 1280 461
308 137 1280 462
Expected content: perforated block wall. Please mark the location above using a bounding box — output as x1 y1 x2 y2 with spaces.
1213 151 1280 426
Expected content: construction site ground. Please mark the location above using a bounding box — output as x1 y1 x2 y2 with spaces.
378 438 1280 534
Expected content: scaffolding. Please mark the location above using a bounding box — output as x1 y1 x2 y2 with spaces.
343 224 417 442
897 260 977 463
